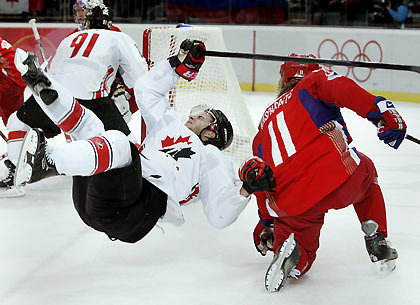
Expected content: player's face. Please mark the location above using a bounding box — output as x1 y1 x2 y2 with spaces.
185 106 216 139
74 7 88 23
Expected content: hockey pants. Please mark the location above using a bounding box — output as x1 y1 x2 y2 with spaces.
272 153 388 275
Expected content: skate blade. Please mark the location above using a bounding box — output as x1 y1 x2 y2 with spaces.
375 259 396 277
265 233 298 292
14 129 39 186
0 185 26 198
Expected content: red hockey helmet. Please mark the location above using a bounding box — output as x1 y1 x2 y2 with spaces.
280 53 320 85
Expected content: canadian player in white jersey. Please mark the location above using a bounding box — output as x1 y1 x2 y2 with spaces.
13 39 275 242
0 1 138 197
48 28 144 101
47 1 147 139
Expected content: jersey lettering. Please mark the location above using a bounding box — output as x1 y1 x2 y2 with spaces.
70 33 100 58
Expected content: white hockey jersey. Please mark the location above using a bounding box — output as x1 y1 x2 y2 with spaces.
48 29 147 100
134 61 250 228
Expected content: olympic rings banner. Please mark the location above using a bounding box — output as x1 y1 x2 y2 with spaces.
218 26 420 101
317 39 383 83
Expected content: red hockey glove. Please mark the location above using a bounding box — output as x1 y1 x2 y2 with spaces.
367 98 406 149
168 39 206 81
239 157 276 194
253 220 274 256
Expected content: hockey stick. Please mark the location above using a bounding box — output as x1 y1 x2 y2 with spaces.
206 50 420 146
406 134 420 145
204 51 420 74
29 19 48 69
0 130 7 142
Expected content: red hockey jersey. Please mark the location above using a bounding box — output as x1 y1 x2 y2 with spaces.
0 37 25 125
253 69 378 217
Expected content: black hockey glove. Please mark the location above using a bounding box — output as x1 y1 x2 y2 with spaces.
253 219 274 256
168 39 206 81
239 157 276 194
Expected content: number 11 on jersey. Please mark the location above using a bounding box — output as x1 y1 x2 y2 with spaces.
267 111 296 167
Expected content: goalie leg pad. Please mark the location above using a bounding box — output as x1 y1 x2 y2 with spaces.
14 128 40 185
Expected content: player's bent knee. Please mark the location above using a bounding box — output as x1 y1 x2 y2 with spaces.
101 130 132 169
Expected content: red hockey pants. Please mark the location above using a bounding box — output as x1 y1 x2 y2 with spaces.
272 153 388 275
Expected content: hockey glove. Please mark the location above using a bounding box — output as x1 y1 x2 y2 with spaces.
168 39 206 81
239 157 276 194
253 219 274 256
367 97 406 149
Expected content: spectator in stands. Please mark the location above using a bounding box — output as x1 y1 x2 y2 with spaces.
385 0 411 27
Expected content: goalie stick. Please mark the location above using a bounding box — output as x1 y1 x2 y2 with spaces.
204 50 420 74
29 19 48 69
205 50 420 146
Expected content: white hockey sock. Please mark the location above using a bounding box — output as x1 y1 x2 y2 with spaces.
51 130 132 176
30 75 105 140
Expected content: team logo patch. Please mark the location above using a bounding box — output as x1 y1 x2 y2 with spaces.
160 135 195 161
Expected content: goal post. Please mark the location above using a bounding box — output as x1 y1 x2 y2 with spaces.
142 25 256 170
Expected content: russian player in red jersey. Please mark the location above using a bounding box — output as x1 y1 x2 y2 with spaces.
242 54 406 292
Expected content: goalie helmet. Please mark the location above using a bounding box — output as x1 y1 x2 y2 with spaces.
73 0 88 30
202 108 234 151
85 0 112 30
280 53 320 85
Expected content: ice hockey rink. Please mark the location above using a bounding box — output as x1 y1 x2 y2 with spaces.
0 91 419 305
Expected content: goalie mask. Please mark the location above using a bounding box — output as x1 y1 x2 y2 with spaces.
190 105 233 151
73 0 88 30
85 0 112 30
280 53 320 85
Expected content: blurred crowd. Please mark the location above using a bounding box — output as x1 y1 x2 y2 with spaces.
0 0 418 29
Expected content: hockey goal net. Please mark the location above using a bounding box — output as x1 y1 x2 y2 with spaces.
142 26 256 170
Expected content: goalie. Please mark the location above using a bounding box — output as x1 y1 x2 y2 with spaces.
245 53 406 292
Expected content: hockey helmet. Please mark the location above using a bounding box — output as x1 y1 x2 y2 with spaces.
201 108 233 151
85 0 112 30
280 53 320 85
73 0 88 30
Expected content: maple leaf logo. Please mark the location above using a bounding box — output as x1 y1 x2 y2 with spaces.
161 136 192 148
161 147 195 161
160 135 195 161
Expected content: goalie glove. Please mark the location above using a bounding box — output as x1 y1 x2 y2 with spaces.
367 97 407 149
253 219 274 256
168 39 206 81
239 156 276 194
112 84 132 124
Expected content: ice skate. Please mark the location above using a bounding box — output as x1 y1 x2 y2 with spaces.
265 233 301 292
0 159 25 197
14 129 58 186
362 220 398 276
14 49 58 105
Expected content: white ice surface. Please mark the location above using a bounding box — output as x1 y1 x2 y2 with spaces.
0 91 419 305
